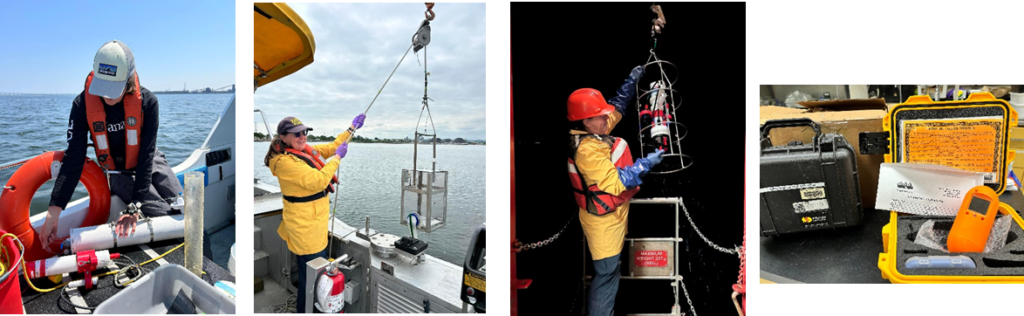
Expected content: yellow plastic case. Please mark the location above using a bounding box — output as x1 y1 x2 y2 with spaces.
876 92 1024 283
879 203 1024 283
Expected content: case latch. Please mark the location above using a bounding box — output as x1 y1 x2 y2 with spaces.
859 132 889 154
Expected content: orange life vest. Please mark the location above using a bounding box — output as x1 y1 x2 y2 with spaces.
568 134 639 215
282 144 339 203
84 71 143 171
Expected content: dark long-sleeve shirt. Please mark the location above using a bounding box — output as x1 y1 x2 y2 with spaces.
50 87 159 209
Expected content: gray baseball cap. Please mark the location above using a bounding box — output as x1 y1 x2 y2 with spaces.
89 40 136 99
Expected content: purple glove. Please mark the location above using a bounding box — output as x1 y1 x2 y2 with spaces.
352 113 366 129
335 142 348 158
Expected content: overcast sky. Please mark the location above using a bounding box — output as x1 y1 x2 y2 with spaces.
255 3 486 141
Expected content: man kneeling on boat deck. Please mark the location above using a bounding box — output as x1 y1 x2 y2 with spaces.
264 114 366 313
41 40 184 249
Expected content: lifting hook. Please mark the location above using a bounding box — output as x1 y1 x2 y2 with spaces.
651 5 666 35
425 3 436 21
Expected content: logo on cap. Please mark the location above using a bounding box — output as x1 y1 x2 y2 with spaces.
291 118 303 125
127 116 137 127
93 121 105 133
98 63 118 77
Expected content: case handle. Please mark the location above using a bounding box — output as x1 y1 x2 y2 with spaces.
760 118 822 149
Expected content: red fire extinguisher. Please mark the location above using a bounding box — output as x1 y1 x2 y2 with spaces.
316 265 346 313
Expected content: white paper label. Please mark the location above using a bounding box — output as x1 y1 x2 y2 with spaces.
793 199 829 213
799 187 826 200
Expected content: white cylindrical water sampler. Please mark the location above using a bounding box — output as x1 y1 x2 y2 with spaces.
23 250 117 279
69 214 186 253
184 171 205 277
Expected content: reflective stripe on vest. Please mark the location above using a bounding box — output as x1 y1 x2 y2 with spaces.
610 139 627 162
566 139 625 174
84 71 143 171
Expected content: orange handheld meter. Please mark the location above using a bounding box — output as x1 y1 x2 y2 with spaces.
947 186 1000 253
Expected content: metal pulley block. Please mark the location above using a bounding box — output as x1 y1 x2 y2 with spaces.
370 233 401 259
413 20 431 53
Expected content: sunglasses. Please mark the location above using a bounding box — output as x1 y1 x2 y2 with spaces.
293 129 309 137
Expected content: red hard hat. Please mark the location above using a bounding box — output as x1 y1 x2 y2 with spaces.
567 88 614 121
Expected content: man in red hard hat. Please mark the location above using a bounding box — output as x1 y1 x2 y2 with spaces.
567 66 664 316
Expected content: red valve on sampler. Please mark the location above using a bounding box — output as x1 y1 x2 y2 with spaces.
24 250 120 290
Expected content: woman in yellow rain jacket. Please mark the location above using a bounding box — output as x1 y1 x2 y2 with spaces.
263 114 365 313
567 66 663 316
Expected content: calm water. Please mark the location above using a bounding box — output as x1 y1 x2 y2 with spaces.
0 94 234 215
255 142 486 265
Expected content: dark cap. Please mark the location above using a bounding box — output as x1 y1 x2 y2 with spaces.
277 116 313 135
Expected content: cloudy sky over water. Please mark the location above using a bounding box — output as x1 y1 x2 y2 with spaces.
255 3 486 141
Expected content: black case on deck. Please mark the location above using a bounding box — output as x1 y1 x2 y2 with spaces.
760 118 863 236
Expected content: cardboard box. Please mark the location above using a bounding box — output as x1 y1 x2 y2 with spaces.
759 98 888 208
1010 127 1024 150
1009 128 1024 178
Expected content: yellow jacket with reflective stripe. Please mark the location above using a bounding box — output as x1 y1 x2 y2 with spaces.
572 110 630 260
270 130 352 255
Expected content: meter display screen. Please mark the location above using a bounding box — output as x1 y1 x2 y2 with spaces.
968 195 991 215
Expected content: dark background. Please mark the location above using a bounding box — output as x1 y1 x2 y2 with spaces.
513 2 746 315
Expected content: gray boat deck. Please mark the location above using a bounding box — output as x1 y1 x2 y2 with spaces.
20 236 236 312
254 273 293 313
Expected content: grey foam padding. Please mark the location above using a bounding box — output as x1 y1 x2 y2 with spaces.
894 215 1024 276
892 105 1007 163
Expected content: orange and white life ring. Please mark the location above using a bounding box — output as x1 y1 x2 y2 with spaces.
0 151 110 261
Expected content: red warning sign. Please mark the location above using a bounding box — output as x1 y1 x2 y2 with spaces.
634 250 668 267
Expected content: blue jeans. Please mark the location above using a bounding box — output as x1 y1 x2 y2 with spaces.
589 254 620 316
296 248 327 313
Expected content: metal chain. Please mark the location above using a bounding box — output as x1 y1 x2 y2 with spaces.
735 237 746 292
677 199 739 255
741 201 749 286
514 212 575 252
679 278 697 316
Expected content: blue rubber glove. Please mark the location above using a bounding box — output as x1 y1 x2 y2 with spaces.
646 149 665 166
607 65 644 113
617 157 654 190
335 142 348 158
352 113 366 129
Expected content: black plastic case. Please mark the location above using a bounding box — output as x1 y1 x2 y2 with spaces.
760 118 863 236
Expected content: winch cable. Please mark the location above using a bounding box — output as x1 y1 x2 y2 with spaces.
414 41 437 136
329 3 435 261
